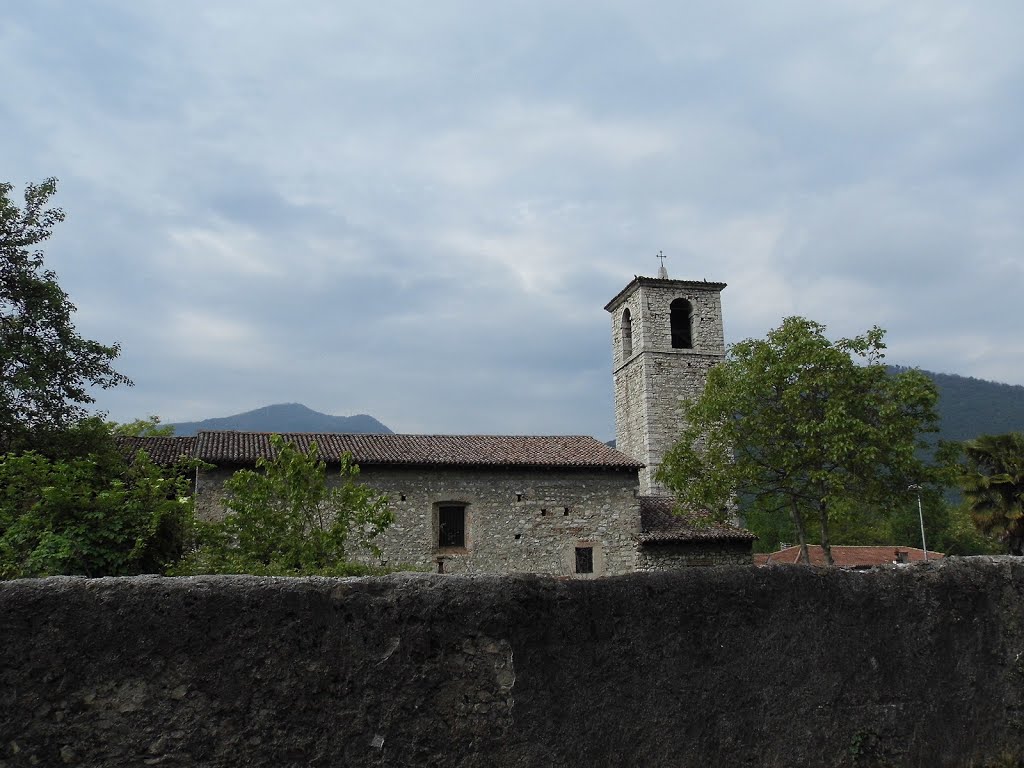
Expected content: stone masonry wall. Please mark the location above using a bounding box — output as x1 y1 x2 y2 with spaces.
4 558 1024 767
195 465 642 578
635 540 752 570
632 351 721 493
609 279 725 494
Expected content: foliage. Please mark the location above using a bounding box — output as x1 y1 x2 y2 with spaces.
747 491 999 556
108 414 175 437
177 434 392 576
937 500 1003 556
23 414 125 463
957 432 1024 555
0 178 130 453
0 444 196 578
656 317 941 565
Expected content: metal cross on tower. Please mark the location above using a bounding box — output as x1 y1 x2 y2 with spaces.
656 251 668 279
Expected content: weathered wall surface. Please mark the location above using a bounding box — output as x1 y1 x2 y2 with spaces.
608 279 726 494
358 466 641 577
635 540 752 570
195 465 641 577
3 558 1024 768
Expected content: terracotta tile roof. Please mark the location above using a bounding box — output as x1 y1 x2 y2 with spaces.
115 436 197 466
753 545 944 567
120 431 644 470
638 496 756 543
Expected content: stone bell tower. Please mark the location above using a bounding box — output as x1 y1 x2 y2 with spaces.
604 268 726 495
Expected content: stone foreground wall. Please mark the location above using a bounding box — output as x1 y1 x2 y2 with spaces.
3 558 1024 768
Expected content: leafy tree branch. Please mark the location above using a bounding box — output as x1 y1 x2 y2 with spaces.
656 317 941 565
178 435 393 576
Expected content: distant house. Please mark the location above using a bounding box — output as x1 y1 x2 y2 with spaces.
754 545 943 568
120 270 756 576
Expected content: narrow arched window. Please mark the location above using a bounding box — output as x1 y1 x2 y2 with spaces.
670 298 693 349
621 308 633 358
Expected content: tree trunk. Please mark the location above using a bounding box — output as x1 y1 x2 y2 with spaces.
790 500 810 564
818 501 834 567
1009 532 1024 556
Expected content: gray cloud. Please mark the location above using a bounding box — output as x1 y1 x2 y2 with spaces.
3 0 1023 438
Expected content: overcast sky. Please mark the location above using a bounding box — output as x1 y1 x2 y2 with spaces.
4 1 1023 439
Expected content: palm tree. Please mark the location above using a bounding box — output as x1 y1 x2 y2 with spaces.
959 433 1024 555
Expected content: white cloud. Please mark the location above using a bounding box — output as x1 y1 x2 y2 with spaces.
162 309 274 370
166 225 282 278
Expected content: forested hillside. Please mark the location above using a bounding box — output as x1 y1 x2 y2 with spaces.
889 368 1024 443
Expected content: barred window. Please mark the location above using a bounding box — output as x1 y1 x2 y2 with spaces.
575 546 594 574
438 505 466 548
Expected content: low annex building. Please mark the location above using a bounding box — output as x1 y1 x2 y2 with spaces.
121 270 756 576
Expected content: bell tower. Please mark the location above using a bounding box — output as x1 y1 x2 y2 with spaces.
605 270 726 495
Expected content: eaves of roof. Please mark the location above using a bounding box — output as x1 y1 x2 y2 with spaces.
604 276 728 313
120 431 644 471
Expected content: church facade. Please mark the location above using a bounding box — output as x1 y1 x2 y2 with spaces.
122 272 753 576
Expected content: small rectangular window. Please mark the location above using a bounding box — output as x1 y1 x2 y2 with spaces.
575 546 594 574
438 505 466 548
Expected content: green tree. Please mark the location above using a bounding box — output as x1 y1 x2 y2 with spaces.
932 500 1002 556
957 432 1024 555
1 178 130 452
0 445 196 578
179 434 392 576
108 415 175 437
656 317 941 565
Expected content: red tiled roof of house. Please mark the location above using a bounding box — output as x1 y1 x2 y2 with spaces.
638 496 756 543
119 431 644 470
753 545 944 567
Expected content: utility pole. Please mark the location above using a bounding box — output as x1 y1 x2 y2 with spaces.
908 484 928 560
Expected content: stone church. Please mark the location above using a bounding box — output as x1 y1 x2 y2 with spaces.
122 272 753 576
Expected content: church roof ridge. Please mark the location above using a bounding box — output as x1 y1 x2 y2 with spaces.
118 432 644 470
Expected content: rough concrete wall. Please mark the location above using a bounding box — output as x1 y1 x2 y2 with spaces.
3 558 1024 768
636 540 752 570
195 466 642 577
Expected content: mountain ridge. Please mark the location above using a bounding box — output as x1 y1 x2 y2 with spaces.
168 368 1024 443
168 403 392 437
